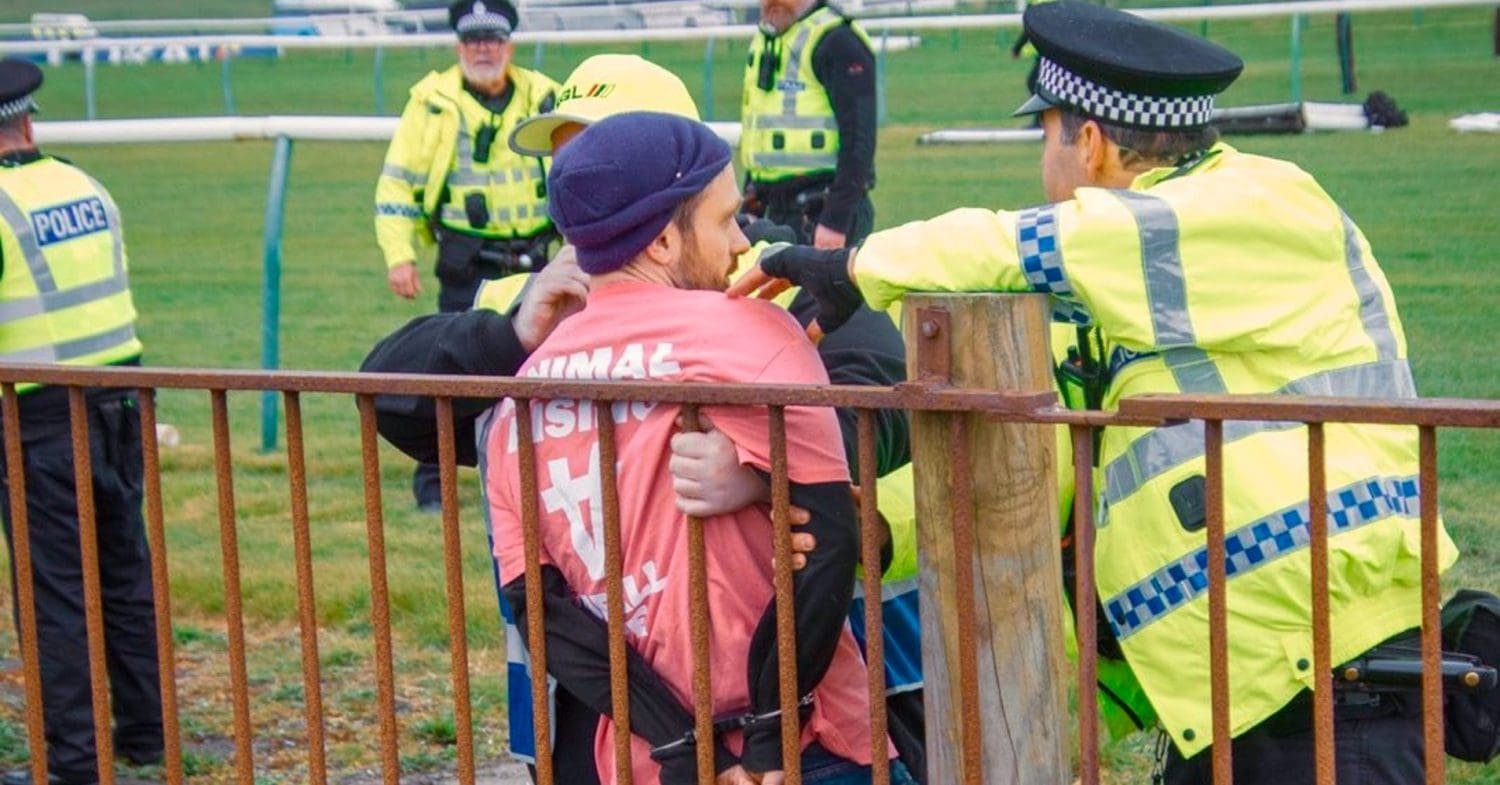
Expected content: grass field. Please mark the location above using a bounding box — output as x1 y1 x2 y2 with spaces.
0 4 1495 783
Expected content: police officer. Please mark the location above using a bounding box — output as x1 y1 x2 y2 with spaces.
741 0 877 248
733 3 1458 782
0 60 162 785
374 0 560 510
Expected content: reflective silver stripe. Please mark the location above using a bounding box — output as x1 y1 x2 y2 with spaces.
781 21 818 115
0 322 136 364
512 167 526 182
1101 359 1418 509
380 164 424 185
80 173 126 280
750 152 838 169
1159 346 1226 395
495 207 512 224
1113 190 1227 393
440 205 469 225
448 171 502 187
455 113 473 173
0 276 131 325
1341 211 1398 362
851 576 919 603
0 186 58 293
757 115 838 131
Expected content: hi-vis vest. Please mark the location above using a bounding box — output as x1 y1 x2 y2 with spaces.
740 7 869 183
0 156 141 392
375 65 560 268
852 143 1458 757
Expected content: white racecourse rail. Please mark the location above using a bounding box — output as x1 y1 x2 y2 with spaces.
0 0 1492 56
33 116 743 148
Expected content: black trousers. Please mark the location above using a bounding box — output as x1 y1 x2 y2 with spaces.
1163 687 1424 785
0 392 163 781
411 274 493 506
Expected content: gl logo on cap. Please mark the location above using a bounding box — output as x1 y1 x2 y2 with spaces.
557 83 617 104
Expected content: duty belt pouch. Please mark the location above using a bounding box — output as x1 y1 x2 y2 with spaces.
1442 588 1500 762
434 231 485 284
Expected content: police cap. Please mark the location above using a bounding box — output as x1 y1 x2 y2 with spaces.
449 0 518 38
0 59 42 122
1014 1 1243 130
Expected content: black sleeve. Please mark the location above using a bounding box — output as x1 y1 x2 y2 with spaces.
786 293 911 478
810 24 878 236
502 567 739 784
817 305 910 479
740 479 859 773
358 309 531 466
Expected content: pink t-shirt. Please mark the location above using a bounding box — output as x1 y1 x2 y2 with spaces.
484 280 881 784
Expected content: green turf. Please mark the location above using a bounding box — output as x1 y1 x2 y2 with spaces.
0 5 1497 781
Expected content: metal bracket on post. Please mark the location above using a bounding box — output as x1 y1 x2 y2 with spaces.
914 306 952 386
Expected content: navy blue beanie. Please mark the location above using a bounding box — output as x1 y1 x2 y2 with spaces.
547 112 732 274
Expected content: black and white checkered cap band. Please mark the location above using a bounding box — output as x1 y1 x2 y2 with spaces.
456 3 513 35
1037 57 1216 129
0 95 37 122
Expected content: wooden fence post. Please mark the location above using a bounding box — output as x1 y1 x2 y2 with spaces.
904 293 1069 785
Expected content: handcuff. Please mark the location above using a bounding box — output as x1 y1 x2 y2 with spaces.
648 693 816 762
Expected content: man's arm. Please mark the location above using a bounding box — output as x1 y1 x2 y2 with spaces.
810 25 878 242
362 253 589 465
375 96 439 287
739 478 859 774
794 298 910 478
501 567 740 783
360 309 530 466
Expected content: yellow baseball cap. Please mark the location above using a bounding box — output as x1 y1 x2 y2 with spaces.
509 54 701 156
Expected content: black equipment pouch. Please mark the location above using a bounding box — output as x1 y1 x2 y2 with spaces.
1442 589 1500 762
434 231 486 284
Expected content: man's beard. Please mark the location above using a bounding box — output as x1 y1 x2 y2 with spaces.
461 60 507 90
678 244 731 292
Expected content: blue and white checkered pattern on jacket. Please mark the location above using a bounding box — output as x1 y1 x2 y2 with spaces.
1019 205 1094 326
1104 474 1421 640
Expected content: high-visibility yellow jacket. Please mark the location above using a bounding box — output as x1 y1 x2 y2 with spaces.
853 143 1457 756
375 65 560 269
0 154 142 392
740 6 870 184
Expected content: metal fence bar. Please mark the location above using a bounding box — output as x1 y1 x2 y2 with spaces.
283 391 329 785
210 389 255 784
68 387 116 785
598 408 635 785
1 384 49 785
1070 424 1100 785
514 399 556 785
1307 423 1335 785
1418 426 1444 785
679 405 716 785
857 410 889 785
435 397 477 785
0 364 1060 416
139 388 186 785
948 415 982 785
1204 418 1232 785
355 394 401 784
768 406 802 782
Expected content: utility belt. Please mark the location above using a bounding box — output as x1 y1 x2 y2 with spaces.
743 174 835 243
1251 629 1497 738
434 226 554 284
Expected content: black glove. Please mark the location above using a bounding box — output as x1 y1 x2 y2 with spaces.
737 214 798 246
758 244 863 334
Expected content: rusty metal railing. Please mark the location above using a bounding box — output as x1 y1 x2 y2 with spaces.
0 363 1495 785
